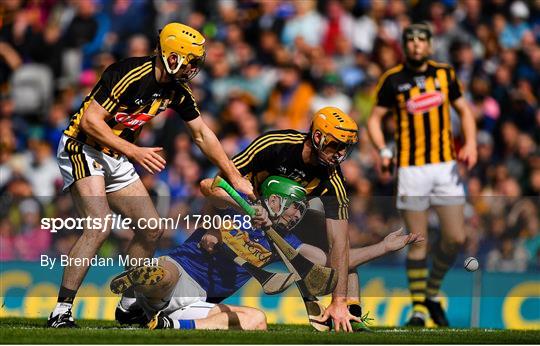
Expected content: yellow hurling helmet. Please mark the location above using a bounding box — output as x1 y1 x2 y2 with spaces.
310 107 358 164
158 23 206 80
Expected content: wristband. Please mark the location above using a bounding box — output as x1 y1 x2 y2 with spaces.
379 147 393 159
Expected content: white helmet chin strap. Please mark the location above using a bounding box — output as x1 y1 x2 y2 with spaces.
311 131 326 152
264 196 287 218
162 53 184 75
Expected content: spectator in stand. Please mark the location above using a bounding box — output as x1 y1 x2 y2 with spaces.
487 234 528 272
469 76 500 133
126 34 151 58
264 63 314 130
21 136 62 203
351 0 386 54
0 218 16 260
471 131 496 185
103 0 153 57
311 73 352 114
449 39 478 91
14 198 51 261
0 41 23 86
500 1 532 49
320 0 355 56
0 117 18 188
281 0 324 48
45 102 70 153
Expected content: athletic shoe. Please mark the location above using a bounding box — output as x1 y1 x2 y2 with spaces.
405 311 426 327
348 303 374 332
425 298 449 327
115 302 148 326
147 311 174 330
110 265 165 294
47 309 78 328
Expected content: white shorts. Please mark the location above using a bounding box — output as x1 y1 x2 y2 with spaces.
57 134 139 193
135 256 215 320
396 161 465 211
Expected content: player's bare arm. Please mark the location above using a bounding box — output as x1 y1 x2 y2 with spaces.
350 230 424 266
367 105 393 172
321 218 359 332
300 228 424 269
367 105 390 151
79 100 165 174
452 97 478 169
200 178 238 209
187 117 254 199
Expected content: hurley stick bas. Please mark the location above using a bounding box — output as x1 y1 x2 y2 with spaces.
272 244 333 331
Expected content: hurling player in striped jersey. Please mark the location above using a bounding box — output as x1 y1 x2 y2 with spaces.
207 108 423 332
48 23 253 328
368 22 477 327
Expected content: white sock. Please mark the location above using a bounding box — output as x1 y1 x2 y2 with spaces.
172 319 180 329
52 302 72 317
120 296 137 310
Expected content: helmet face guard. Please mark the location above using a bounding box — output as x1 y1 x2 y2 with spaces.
173 51 206 83
272 200 308 231
183 53 205 81
312 132 356 166
402 25 432 43
402 23 432 66
267 196 308 232
159 45 206 83
260 176 308 232
310 107 359 167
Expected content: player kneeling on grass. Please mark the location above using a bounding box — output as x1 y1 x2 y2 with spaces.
109 176 309 330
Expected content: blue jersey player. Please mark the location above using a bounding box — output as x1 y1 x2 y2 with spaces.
110 176 308 330
111 175 422 330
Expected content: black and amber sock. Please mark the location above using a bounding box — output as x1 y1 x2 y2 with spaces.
406 258 428 315
52 286 77 317
426 243 458 299
57 285 77 304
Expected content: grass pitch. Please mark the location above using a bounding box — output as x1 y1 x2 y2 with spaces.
1 318 538 344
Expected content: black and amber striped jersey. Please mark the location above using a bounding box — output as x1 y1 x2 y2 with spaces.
375 60 463 167
64 56 200 157
232 130 349 220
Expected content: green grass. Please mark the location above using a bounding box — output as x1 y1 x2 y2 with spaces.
0 318 538 344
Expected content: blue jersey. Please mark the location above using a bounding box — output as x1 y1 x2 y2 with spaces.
167 213 303 302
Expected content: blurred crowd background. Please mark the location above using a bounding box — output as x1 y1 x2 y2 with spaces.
0 0 538 273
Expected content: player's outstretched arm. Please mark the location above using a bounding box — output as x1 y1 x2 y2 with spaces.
187 117 255 199
80 100 166 174
348 228 425 268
